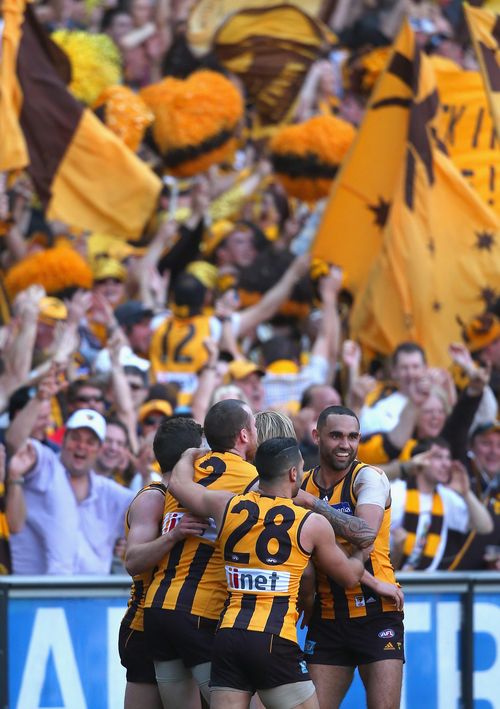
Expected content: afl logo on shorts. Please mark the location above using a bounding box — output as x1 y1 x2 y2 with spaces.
378 629 395 639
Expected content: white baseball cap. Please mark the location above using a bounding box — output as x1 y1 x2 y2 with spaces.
66 409 106 442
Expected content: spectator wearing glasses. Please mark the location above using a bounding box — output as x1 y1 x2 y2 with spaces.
95 418 143 490
44 376 106 448
138 399 173 438
66 377 107 416
123 366 150 410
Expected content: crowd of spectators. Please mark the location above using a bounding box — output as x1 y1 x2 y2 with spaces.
0 0 499 578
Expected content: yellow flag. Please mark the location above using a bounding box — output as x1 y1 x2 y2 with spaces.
351 50 500 367
312 22 427 293
432 56 500 212
0 0 29 171
465 4 500 135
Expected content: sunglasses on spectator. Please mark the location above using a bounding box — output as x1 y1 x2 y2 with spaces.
95 278 123 285
142 415 168 426
76 394 105 404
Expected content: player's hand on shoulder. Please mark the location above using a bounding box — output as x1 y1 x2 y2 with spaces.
181 447 210 462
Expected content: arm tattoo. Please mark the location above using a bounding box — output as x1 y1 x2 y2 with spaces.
312 499 376 548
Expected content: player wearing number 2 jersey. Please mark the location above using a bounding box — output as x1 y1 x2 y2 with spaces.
143 400 259 705
120 417 205 709
169 437 369 709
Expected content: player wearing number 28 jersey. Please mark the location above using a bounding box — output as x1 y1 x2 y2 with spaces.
169 437 369 709
143 400 259 703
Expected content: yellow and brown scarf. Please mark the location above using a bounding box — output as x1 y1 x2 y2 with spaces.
401 478 444 570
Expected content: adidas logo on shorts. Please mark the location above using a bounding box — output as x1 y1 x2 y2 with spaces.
225 566 291 592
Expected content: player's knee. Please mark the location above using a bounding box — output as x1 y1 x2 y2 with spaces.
258 680 316 709
155 659 192 685
191 661 211 700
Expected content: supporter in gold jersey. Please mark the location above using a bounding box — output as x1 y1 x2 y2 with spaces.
143 399 259 706
300 405 404 709
119 417 205 709
169 437 371 709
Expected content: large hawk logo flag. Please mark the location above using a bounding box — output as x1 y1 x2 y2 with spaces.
349 24 500 366
311 22 419 293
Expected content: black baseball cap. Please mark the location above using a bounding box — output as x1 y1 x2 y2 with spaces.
114 301 154 327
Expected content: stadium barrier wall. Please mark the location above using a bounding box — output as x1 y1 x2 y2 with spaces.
0 572 499 709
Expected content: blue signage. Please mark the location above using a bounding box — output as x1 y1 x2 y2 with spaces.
6 589 500 708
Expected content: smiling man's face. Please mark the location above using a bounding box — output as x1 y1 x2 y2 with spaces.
314 414 360 472
61 428 101 477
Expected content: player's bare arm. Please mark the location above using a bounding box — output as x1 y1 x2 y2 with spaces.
356 503 385 534
301 514 366 589
169 447 233 527
354 464 390 533
125 488 209 576
295 489 376 548
297 560 316 629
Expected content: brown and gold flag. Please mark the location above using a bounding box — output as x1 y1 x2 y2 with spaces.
0 0 161 239
350 44 500 367
311 21 424 293
188 0 324 57
212 4 334 135
432 56 500 213
465 4 500 137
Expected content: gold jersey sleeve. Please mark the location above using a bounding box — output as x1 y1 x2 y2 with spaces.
144 452 259 620
218 491 312 644
301 462 397 620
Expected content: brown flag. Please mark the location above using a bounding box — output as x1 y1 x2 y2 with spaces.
213 4 334 135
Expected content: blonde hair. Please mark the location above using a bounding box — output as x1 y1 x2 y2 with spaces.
255 410 296 446
209 385 249 408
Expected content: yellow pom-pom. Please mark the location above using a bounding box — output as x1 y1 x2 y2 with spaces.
270 114 355 201
52 30 122 106
140 70 244 177
5 245 93 298
94 85 154 152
